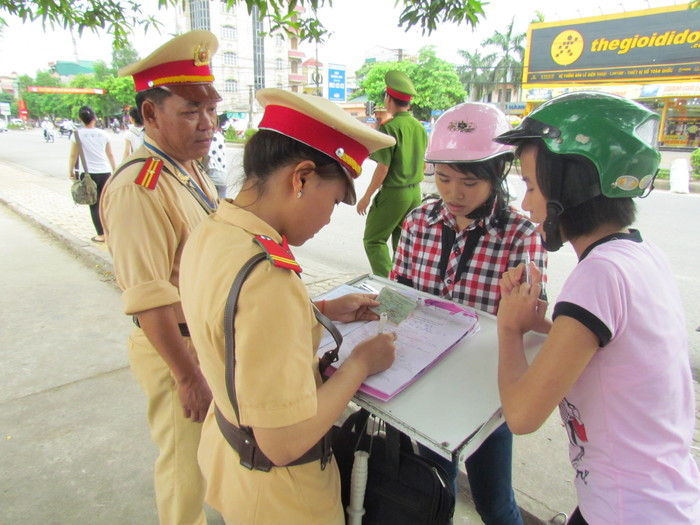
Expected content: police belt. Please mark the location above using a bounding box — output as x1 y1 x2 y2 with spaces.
382 182 419 189
214 405 333 472
132 316 190 337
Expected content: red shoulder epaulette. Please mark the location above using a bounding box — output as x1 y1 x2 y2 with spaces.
254 235 302 274
134 157 164 190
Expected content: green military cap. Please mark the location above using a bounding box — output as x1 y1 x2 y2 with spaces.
385 70 417 101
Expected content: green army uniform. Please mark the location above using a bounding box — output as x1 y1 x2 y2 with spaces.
364 71 428 276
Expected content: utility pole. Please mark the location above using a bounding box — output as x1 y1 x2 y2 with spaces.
314 41 322 96
70 28 79 62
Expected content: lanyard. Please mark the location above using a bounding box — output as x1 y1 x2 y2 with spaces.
145 142 217 212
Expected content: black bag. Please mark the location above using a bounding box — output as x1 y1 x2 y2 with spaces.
70 130 98 206
333 408 455 525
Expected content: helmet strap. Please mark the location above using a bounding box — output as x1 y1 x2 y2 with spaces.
466 192 496 220
542 200 564 251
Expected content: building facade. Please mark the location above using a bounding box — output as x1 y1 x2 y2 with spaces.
175 0 308 121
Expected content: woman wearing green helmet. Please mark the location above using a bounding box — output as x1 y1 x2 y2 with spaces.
494 92 700 524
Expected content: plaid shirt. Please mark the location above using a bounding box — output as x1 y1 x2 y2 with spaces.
390 199 547 315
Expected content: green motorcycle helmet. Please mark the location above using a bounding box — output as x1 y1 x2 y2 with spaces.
495 92 661 198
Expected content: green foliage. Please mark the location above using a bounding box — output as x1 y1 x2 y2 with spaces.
357 47 466 122
21 71 62 120
0 92 17 116
457 17 527 100
397 0 485 35
457 49 494 101
0 0 165 49
111 40 140 72
0 1 486 47
225 127 239 142
243 128 257 141
17 68 134 121
480 18 525 88
691 148 700 176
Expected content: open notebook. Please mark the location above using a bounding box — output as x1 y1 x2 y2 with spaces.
316 284 480 401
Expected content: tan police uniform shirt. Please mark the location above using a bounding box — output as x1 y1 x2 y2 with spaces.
100 136 218 318
180 201 344 525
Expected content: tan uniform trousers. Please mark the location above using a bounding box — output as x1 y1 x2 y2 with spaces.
128 328 207 525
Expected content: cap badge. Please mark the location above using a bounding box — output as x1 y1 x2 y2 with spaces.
194 45 210 66
448 120 475 133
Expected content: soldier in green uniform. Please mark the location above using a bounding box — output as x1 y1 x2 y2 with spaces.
356 70 428 277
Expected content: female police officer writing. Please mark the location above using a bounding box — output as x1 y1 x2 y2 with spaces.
180 88 397 524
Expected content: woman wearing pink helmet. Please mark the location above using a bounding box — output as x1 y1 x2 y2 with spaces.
390 102 547 525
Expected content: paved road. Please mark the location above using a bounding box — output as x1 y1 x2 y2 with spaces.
0 204 225 524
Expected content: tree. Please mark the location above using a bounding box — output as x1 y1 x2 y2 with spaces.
20 71 64 121
0 0 486 47
357 47 466 122
457 49 494 102
0 92 17 116
480 18 526 97
112 41 140 72
410 47 466 121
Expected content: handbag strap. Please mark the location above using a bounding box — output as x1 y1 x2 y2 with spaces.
73 130 91 176
222 252 344 432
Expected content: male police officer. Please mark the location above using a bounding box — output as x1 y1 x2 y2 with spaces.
100 31 220 525
356 70 428 276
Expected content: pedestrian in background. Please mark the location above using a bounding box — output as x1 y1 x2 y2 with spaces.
390 102 546 525
201 115 228 198
68 105 116 243
179 88 397 524
357 70 428 277
100 31 221 525
495 92 700 524
122 106 144 160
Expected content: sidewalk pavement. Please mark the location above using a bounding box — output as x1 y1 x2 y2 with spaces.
1 159 698 525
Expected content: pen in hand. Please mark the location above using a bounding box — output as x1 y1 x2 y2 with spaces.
378 312 387 334
524 253 531 285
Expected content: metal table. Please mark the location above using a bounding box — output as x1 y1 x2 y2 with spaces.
330 274 545 462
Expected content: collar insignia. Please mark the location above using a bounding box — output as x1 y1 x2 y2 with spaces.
254 235 302 274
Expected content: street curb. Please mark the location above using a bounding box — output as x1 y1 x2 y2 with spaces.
0 196 117 287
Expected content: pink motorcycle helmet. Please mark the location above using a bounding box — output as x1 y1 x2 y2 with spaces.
426 102 514 163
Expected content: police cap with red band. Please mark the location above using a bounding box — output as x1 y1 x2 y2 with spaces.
385 70 417 102
256 88 396 205
119 30 222 103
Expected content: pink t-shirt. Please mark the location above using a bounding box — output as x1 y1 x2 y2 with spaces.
553 231 700 524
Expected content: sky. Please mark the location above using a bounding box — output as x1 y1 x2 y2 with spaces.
0 0 687 78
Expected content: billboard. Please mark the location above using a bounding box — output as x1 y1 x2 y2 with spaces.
523 4 700 87
27 86 106 94
328 64 346 102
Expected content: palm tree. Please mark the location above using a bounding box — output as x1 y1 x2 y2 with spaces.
456 49 495 102
481 18 526 100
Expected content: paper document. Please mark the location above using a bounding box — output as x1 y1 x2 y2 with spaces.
317 286 480 401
